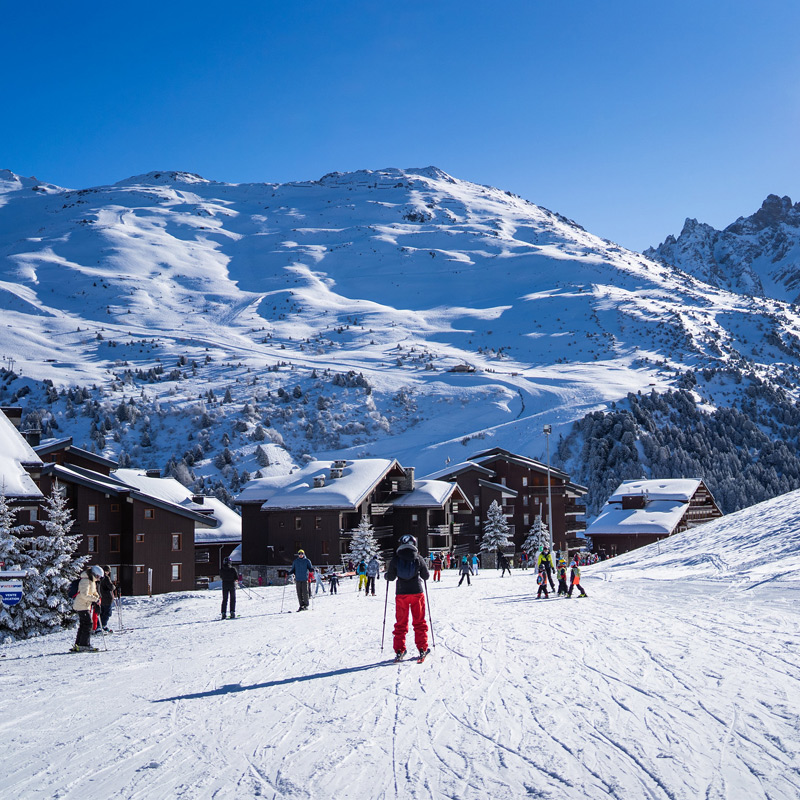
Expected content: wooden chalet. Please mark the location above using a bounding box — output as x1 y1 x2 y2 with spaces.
585 478 723 557
236 459 472 573
0 407 44 518
426 447 588 553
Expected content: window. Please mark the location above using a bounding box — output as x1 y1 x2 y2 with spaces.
315 516 322 530
111 504 119 512
295 517 302 530
109 535 120 553
500 477 506 486
522 477 528 487
135 565 145 574
411 514 418 524
171 533 182 552
136 533 145 543
474 515 481 527
196 549 210 563
523 514 529 526
321 540 329 556
523 495 529 506
473 495 480 507
144 508 155 520
29 507 38 522
109 566 119 581
88 535 98 553
88 505 98 522
171 564 182 581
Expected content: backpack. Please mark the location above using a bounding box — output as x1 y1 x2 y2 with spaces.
66 578 80 599
395 556 419 581
536 573 545 585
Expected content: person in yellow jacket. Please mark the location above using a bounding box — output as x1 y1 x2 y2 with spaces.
71 565 103 652
537 547 556 591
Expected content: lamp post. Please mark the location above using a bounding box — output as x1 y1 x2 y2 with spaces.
543 424 553 551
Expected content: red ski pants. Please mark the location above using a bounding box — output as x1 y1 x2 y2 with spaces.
393 593 428 652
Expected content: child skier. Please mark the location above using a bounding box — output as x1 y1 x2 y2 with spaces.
328 571 340 595
356 560 368 593
556 559 569 596
536 565 549 599
567 557 588 598
432 552 443 582
458 555 471 586
385 534 430 660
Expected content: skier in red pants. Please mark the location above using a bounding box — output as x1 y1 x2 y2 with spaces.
386 534 430 660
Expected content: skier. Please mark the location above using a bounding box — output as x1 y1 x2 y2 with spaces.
520 551 529 570
432 552 443 582
313 568 326 595
537 546 556 591
97 565 116 633
536 565 549 599
471 553 479 575
498 552 511 577
289 549 315 611
458 555 471 586
220 556 240 619
385 534 430 661
365 555 380 596
556 559 569 596
71 565 103 652
328 571 340 595
567 557 588 598
356 560 368 593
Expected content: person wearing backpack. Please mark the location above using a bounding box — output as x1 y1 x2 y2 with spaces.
567 557 588 598
356 560 368 593
365 556 380 596
458 555 471 586
556 559 569 596
71 565 103 652
536 565 549 599
385 534 430 660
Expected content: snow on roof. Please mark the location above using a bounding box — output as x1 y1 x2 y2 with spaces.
586 500 689 537
113 469 200 507
0 411 44 500
239 459 398 510
422 460 494 480
228 543 242 563
392 480 459 508
608 479 702 503
194 497 242 544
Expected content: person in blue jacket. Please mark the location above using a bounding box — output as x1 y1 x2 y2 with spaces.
289 549 315 611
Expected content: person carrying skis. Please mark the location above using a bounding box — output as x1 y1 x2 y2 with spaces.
356 560 368 593
289 549 315 611
458 555 471 586
536 564 549 599
71 565 103 652
385 534 430 660
432 552 443 582
365 556 380 596
220 556 240 619
556 559 569 596
567 557 588 598
537 546 556 591
97 565 116 633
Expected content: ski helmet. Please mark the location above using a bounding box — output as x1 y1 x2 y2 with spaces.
90 565 103 578
397 534 417 553
222 557 230 566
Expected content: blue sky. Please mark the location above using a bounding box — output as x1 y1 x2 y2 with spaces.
2 0 799 250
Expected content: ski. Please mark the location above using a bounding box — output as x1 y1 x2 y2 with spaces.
417 649 431 663
392 650 407 663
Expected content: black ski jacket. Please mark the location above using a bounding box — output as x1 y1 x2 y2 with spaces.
385 552 429 595
220 564 240 585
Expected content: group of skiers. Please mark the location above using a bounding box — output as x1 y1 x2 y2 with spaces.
70 564 118 652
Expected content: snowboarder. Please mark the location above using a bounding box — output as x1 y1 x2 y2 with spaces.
498 552 511 577
385 534 430 660
458 555 471 586
220 556 240 619
432 552 443 582
537 546 556 591
567 557 588 598
289 549 315 611
97 565 116 633
536 565 549 599
556 559 569 596
365 556 380 596
71 565 103 652
328 571 340 595
356 560 368 593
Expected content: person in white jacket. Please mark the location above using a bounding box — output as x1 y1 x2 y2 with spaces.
72 565 102 652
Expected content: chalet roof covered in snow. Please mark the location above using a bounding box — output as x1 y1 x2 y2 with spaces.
237 459 401 510
193 496 242 544
423 460 495 481
392 479 470 509
586 479 703 536
0 410 43 500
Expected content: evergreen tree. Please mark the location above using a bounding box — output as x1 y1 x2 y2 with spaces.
348 516 380 564
522 515 549 556
0 492 33 641
480 500 511 553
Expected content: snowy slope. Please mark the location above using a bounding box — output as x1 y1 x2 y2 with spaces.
3 167 800 481
2 489 800 799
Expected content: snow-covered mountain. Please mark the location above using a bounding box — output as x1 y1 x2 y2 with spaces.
3 166 800 498
646 194 800 303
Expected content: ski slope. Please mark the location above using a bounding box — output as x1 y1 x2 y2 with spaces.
2 493 800 800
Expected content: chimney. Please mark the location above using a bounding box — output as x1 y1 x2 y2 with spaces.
329 467 343 480
313 475 326 488
146 469 162 479
400 466 415 492
23 428 42 447
192 495 205 505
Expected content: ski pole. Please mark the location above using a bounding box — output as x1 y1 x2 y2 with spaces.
423 580 435 649
380 576 389 651
281 576 287 613
95 606 108 651
115 593 125 630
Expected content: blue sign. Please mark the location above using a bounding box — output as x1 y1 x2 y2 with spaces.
0 580 23 607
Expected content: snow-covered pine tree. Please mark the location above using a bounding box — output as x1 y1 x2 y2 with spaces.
480 500 512 553
522 515 549 556
348 516 380 564
0 491 34 642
